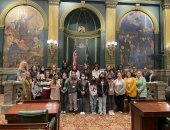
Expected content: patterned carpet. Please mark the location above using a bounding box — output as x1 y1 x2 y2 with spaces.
60 113 131 130
0 94 131 129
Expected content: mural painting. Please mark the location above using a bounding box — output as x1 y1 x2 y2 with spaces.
3 6 44 67
117 11 154 69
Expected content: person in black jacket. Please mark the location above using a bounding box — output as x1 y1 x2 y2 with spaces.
97 72 108 115
77 72 89 114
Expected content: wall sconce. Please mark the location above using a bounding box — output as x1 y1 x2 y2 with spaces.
107 41 118 57
47 40 58 58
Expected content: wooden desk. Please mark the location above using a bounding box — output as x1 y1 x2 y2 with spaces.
131 101 170 130
5 101 60 130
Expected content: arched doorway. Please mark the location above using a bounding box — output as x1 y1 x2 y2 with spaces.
63 8 101 67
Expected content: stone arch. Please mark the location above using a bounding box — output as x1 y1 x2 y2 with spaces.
0 0 47 29
60 3 105 32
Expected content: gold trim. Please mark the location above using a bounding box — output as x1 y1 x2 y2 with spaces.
48 0 60 5
116 6 159 34
60 3 105 32
64 29 100 38
0 0 48 29
105 1 118 8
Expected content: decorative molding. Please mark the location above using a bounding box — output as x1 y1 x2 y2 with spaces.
162 3 170 9
60 3 105 32
105 0 118 8
116 6 159 34
64 29 100 38
48 0 60 5
0 0 48 29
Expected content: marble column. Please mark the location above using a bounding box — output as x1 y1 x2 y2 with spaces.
105 0 118 67
48 0 60 67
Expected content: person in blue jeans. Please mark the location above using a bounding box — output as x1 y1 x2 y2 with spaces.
77 72 89 115
60 72 68 114
89 76 98 114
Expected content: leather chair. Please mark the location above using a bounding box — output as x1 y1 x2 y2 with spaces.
17 109 56 130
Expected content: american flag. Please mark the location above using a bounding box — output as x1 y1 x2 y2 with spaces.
72 49 77 66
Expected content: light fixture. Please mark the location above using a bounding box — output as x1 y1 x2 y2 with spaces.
107 41 118 57
47 39 58 57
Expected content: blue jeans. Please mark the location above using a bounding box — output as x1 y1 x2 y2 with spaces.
98 95 107 114
80 96 86 112
60 92 68 111
89 95 97 113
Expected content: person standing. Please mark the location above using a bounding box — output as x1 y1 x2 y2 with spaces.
77 72 89 114
97 72 108 115
65 71 79 113
124 71 136 111
114 72 125 113
32 74 42 100
89 76 98 114
60 72 68 114
50 73 61 100
107 74 115 115
136 70 147 99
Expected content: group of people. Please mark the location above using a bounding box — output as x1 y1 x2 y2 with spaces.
17 61 150 116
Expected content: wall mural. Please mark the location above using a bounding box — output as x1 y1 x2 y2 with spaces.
3 5 44 68
117 11 154 69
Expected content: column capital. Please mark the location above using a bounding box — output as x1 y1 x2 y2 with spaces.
105 0 118 8
48 0 60 5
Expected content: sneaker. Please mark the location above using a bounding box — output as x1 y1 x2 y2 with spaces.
63 111 66 114
119 111 123 114
100 112 102 116
82 112 85 115
92 112 96 115
111 111 115 115
61 111 64 114
108 111 112 115
80 112 83 115
103 112 106 115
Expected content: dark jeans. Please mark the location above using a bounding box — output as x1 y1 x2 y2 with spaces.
115 94 125 112
108 95 115 110
60 92 68 111
80 96 86 112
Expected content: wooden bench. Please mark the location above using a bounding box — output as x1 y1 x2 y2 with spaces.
0 123 49 130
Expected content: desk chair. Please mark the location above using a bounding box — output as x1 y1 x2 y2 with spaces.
18 109 56 130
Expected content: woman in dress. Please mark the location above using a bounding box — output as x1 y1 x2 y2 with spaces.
50 72 61 100
17 60 28 81
32 74 42 100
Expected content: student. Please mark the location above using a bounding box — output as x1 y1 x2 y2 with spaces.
107 74 115 115
65 71 79 113
50 73 61 100
77 72 89 115
89 76 98 114
32 74 42 100
60 72 68 114
97 72 108 115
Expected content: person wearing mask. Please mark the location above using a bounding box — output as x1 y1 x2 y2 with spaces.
124 71 136 111
50 72 61 100
107 74 115 115
136 70 147 99
77 72 89 115
32 74 42 100
97 72 108 115
114 72 125 113
60 72 68 114
65 71 79 113
89 76 98 114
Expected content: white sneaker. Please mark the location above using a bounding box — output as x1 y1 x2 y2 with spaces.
100 113 102 116
63 111 66 114
112 111 115 115
80 112 83 115
61 111 64 114
82 112 85 115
